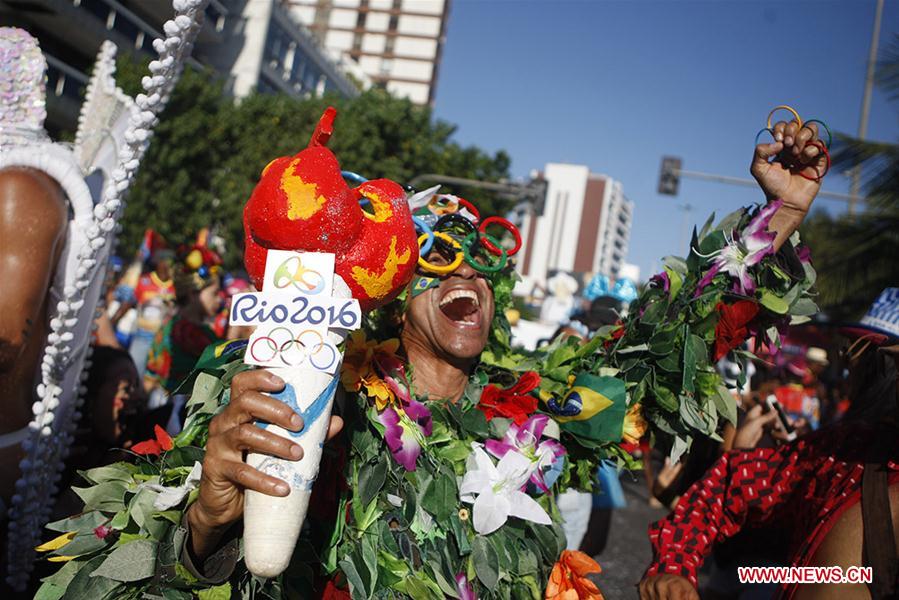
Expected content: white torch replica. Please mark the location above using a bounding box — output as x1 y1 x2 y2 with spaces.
229 251 361 577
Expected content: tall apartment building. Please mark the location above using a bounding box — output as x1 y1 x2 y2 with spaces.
2 0 359 132
286 0 450 106
517 163 634 288
214 0 362 99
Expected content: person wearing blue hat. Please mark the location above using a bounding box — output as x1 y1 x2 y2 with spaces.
842 288 899 348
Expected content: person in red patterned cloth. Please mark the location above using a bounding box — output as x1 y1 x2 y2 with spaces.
639 288 899 600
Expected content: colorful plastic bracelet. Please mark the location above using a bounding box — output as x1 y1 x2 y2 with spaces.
478 216 522 256
456 198 480 223
754 128 776 147
418 231 463 274
801 119 832 149
797 140 830 182
463 232 507 273
766 105 802 129
412 216 434 255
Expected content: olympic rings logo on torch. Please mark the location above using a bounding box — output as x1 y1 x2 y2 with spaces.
273 256 326 294
249 326 338 370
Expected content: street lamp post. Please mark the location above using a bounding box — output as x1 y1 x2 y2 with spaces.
850 0 885 214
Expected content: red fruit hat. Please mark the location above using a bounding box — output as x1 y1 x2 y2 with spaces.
243 108 419 311
173 228 223 302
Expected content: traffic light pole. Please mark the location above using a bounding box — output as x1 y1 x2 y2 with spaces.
674 168 857 204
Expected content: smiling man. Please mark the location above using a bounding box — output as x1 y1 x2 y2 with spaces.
182 207 515 582
184 114 824 585
402 255 496 402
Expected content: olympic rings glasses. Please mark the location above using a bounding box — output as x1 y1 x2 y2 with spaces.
415 214 522 276
755 104 832 183
463 232 507 273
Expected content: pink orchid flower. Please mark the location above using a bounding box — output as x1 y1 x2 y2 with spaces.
485 414 566 494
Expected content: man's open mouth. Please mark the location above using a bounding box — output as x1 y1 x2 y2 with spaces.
439 288 482 327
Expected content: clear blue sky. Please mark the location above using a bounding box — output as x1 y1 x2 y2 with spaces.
432 0 899 281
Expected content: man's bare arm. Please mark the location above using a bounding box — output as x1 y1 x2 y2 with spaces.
750 120 826 251
0 168 68 371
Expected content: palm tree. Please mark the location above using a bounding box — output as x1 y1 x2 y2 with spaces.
801 34 899 322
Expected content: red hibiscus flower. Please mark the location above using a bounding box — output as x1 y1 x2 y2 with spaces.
321 577 351 599
131 425 174 456
478 371 540 425
603 322 626 349
713 300 760 361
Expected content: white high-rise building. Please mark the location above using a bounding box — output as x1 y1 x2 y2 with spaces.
517 163 633 287
285 0 451 106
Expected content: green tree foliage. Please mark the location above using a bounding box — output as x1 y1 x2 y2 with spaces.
801 209 899 321
114 57 512 268
800 35 899 321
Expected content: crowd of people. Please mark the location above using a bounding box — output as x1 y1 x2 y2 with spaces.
86 229 255 450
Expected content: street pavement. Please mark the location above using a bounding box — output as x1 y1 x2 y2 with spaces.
590 473 669 599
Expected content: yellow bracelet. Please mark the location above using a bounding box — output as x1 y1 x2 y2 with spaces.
417 232 463 274
766 105 802 129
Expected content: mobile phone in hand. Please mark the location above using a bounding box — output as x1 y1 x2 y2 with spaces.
766 395 797 442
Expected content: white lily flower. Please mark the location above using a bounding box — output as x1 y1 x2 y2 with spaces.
142 461 203 510
459 443 551 535
695 200 781 296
